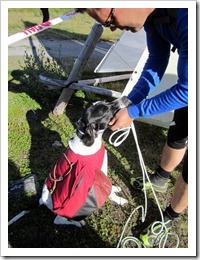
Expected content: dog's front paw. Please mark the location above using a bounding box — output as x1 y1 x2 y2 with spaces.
109 185 128 205
109 193 128 205
111 185 121 193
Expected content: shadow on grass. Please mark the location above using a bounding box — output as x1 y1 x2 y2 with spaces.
8 205 112 248
8 70 112 248
8 159 21 184
8 72 84 185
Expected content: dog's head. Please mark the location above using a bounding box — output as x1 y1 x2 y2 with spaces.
76 96 131 147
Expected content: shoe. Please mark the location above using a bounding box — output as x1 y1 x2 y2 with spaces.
139 217 172 247
146 173 169 192
130 174 169 193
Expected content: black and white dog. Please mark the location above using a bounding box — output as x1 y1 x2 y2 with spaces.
40 96 131 226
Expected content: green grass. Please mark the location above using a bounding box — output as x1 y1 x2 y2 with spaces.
8 8 188 250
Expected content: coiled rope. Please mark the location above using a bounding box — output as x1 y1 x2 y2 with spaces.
109 123 179 248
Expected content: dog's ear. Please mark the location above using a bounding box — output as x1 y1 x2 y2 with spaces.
81 123 98 147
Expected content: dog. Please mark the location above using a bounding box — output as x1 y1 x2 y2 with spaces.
39 96 131 226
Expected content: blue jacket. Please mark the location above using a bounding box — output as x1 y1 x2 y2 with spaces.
127 8 188 118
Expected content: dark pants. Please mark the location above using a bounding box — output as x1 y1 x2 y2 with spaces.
167 106 188 183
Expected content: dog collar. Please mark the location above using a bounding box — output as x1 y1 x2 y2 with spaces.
77 128 85 137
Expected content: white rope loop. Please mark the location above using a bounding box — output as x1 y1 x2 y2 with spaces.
109 122 180 248
108 126 131 147
120 236 144 248
159 232 180 248
116 205 145 248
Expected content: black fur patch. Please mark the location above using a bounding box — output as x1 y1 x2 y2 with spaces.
76 96 131 146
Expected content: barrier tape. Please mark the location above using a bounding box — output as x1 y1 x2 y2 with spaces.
8 11 79 45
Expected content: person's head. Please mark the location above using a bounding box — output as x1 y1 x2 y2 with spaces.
75 8 155 32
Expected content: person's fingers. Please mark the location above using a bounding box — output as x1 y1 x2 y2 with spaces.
109 123 119 132
109 126 116 131
108 117 116 126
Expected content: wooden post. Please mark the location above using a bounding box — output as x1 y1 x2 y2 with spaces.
39 75 122 98
53 23 104 115
39 73 132 90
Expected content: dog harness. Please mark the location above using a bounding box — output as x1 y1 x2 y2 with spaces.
45 144 112 219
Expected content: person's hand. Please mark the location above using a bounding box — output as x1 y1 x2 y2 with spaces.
109 108 133 131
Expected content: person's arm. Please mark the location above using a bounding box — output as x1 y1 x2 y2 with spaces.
128 25 171 106
127 10 188 118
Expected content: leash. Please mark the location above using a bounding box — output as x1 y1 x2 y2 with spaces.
109 123 179 248
48 152 74 194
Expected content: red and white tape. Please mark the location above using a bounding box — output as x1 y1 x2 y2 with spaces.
8 11 79 45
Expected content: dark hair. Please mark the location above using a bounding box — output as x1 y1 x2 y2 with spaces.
74 8 87 13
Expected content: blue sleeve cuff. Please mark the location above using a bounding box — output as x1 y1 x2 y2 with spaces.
127 104 142 119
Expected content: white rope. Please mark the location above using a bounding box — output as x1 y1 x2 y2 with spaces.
117 205 145 248
109 123 180 248
109 126 131 147
8 11 79 45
